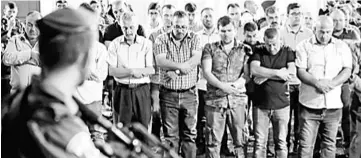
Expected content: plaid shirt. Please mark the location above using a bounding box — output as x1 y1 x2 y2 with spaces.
202 40 252 106
154 31 201 90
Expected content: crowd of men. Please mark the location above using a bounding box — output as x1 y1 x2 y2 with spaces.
1 0 361 158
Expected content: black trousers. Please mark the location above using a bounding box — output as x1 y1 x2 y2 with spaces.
113 83 151 128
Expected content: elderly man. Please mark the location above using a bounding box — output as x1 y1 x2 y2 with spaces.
296 16 352 158
103 0 146 47
2 11 42 93
202 15 251 158
108 12 154 128
154 10 201 158
2 8 127 158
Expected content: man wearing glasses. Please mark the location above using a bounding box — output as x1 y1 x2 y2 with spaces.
55 0 68 10
154 10 201 158
279 3 313 154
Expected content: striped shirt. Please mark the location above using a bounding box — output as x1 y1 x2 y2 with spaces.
154 32 201 90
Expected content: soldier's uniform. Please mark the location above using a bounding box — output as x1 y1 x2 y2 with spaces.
1 8 105 158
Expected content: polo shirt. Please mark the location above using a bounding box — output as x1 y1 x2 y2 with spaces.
250 45 295 109
333 27 360 41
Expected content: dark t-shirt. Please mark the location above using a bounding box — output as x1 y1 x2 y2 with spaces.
333 28 360 41
249 45 295 110
103 22 146 42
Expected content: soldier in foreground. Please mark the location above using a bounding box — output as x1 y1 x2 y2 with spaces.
1 8 129 158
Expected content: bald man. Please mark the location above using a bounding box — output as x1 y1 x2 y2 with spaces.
296 16 352 158
331 9 360 41
2 11 42 93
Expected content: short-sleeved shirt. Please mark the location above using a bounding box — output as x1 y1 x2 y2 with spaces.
197 28 220 91
154 31 201 90
202 40 251 108
295 36 352 109
103 22 146 42
108 35 153 84
250 45 296 110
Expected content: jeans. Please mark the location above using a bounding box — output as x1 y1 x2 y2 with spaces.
160 87 198 158
350 93 361 158
204 98 247 158
253 106 290 158
341 83 353 148
298 105 342 158
287 85 300 151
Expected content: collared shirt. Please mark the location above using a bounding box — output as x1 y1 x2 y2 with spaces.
149 27 168 44
296 36 352 109
280 25 313 50
2 35 41 92
280 25 313 85
148 27 169 84
108 35 153 84
103 22 146 42
145 22 162 38
74 42 108 104
333 27 361 41
197 27 220 91
202 40 251 108
235 23 245 42
154 31 201 90
189 22 203 33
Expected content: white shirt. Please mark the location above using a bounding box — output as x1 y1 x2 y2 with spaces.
295 36 352 109
74 42 108 104
2 35 41 92
197 28 220 91
108 35 153 84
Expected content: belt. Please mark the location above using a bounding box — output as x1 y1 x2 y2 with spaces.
161 86 196 93
116 83 147 88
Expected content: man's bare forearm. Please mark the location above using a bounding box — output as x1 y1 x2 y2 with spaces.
109 66 133 78
251 65 282 80
133 67 155 76
331 67 352 87
297 68 319 88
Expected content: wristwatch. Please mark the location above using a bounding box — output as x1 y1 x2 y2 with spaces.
175 70 180 75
